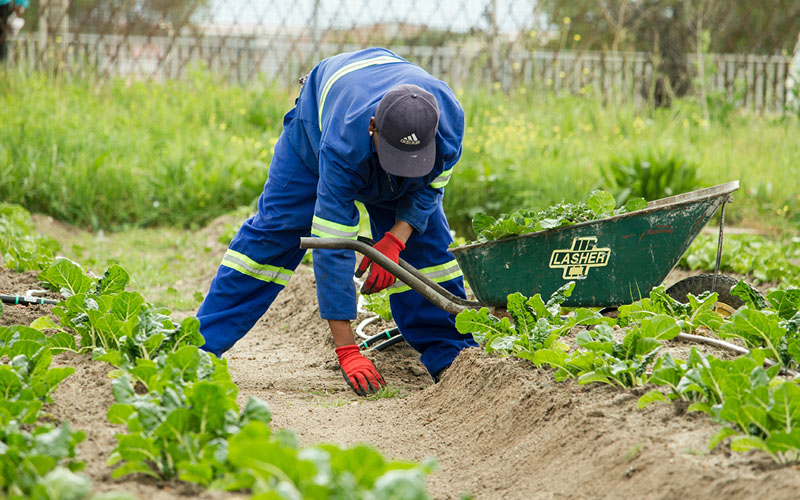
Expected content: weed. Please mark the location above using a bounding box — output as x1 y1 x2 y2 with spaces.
625 444 643 461
320 398 350 408
368 385 403 400
600 148 702 205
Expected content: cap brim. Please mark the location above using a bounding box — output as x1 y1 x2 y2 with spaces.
376 136 436 178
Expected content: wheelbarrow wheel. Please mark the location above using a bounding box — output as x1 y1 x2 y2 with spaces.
665 274 752 316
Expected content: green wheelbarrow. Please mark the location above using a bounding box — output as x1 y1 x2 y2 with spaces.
302 179 772 361
301 181 742 317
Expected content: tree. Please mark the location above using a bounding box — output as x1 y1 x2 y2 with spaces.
538 0 800 55
65 0 211 35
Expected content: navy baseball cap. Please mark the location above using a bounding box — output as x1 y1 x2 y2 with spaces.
374 84 439 177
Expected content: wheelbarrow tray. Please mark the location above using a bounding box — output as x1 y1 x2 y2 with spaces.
449 181 739 308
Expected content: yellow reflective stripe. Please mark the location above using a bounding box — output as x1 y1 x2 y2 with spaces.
221 249 293 285
318 55 404 129
311 215 359 239
430 167 454 189
386 259 463 295
311 227 358 240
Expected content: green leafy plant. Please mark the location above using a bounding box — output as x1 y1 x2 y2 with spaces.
617 285 725 333
38 259 204 363
0 327 86 500
600 148 702 206
469 191 647 243
568 315 679 388
10 252 434 497
0 327 76 424
0 203 60 271
215 421 433 499
361 289 393 321
455 282 611 362
106 347 269 482
0 421 87 500
105 344 432 498
679 233 800 287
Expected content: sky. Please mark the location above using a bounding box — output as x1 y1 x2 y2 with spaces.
207 0 542 35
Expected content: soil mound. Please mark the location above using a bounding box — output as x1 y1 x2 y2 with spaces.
4 265 800 499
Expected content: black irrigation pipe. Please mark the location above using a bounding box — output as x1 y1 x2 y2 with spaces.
359 327 403 351
0 294 59 306
370 334 405 352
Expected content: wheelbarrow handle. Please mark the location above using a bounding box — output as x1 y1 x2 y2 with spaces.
355 236 481 310
299 237 474 316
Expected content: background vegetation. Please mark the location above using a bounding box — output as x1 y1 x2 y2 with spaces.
2 67 798 238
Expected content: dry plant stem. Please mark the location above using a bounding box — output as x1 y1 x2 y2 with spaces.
675 333 800 378
675 332 747 355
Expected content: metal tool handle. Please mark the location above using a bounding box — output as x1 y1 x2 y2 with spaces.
299 237 478 315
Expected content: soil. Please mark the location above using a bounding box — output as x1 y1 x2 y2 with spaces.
3 263 800 500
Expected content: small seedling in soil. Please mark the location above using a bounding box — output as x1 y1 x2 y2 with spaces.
368 384 403 400
625 444 643 461
320 398 349 408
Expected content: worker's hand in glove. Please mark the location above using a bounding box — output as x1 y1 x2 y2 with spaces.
335 345 386 396
355 232 405 294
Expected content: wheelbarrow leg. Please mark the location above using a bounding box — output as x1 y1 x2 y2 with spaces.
712 197 730 294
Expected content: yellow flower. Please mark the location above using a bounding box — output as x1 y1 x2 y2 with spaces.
512 62 521 71
579 87 586 95
573 34 581 42
563 17 571 25
559 71 566 78
528 30 537 38
552 125 560 133
546 79 553 86
583 67 589 75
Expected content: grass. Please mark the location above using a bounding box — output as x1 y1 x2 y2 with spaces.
32 211 241 311
367 384 404 400
3 68 799 239
0 67 290 230
625 443 643 462
452 85 800 235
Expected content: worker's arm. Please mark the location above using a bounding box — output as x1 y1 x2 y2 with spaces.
355 219 414 294
329 319 385 395
311 145 362 321
313 145 386 395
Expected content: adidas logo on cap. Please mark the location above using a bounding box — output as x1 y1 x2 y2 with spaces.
400 133 420 145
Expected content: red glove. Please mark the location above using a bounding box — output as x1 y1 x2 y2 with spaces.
335 345 386 396
355 232 405 294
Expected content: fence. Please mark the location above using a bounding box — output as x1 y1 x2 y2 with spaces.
3 1 797 113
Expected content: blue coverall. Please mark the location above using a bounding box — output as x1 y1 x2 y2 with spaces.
197 48 477 378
